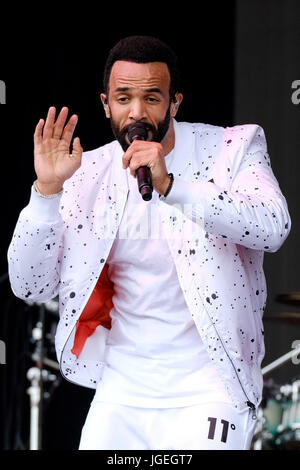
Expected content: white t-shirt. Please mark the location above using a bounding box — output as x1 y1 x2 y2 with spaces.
94 150 232 408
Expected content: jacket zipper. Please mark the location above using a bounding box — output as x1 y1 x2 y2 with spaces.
210 322 257 418
194 297 257 418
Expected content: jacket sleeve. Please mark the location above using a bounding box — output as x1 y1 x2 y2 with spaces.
7 185 64 302
161 125 291 252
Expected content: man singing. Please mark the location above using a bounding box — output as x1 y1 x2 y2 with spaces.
7 36 291 450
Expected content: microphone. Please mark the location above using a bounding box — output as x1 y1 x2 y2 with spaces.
128 122 153 201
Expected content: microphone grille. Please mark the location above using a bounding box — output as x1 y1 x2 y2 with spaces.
128 123 148 143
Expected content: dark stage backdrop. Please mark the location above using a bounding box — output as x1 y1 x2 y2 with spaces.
234 0 300 386
0 1 298 450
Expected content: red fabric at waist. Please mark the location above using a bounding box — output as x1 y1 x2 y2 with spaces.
71 263 113 358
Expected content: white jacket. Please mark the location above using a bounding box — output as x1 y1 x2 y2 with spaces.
7 119 291 412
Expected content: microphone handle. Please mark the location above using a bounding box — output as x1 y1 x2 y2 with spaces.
131 134 153 201
136 166 153 201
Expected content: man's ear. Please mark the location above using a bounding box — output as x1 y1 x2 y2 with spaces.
170 93 183 117
100 93 110 118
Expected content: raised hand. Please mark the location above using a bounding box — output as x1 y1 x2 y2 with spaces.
34 106 83 195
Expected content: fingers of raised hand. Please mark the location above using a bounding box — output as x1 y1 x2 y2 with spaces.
42 106 57 139
61 113 78 146
71 137 83 159
52 107 70 139
34 118 45 145
35 107 78 144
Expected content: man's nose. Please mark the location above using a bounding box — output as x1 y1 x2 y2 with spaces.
128 99 147 121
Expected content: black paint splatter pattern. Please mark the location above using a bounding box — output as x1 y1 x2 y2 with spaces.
7 122 291 410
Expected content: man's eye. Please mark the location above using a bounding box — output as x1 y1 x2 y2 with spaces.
117 97 129 103
146 97 159 102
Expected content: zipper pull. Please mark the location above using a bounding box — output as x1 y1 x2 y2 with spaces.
246 401 257 420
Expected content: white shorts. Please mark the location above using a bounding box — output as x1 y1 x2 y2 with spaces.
79 400 257 450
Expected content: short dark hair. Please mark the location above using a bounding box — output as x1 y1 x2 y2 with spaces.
103 36 180 102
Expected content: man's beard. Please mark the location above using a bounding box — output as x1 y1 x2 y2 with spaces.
109 108 171 152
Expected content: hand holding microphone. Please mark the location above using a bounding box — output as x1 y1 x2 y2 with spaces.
123 122 171 201
127 122 153 201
